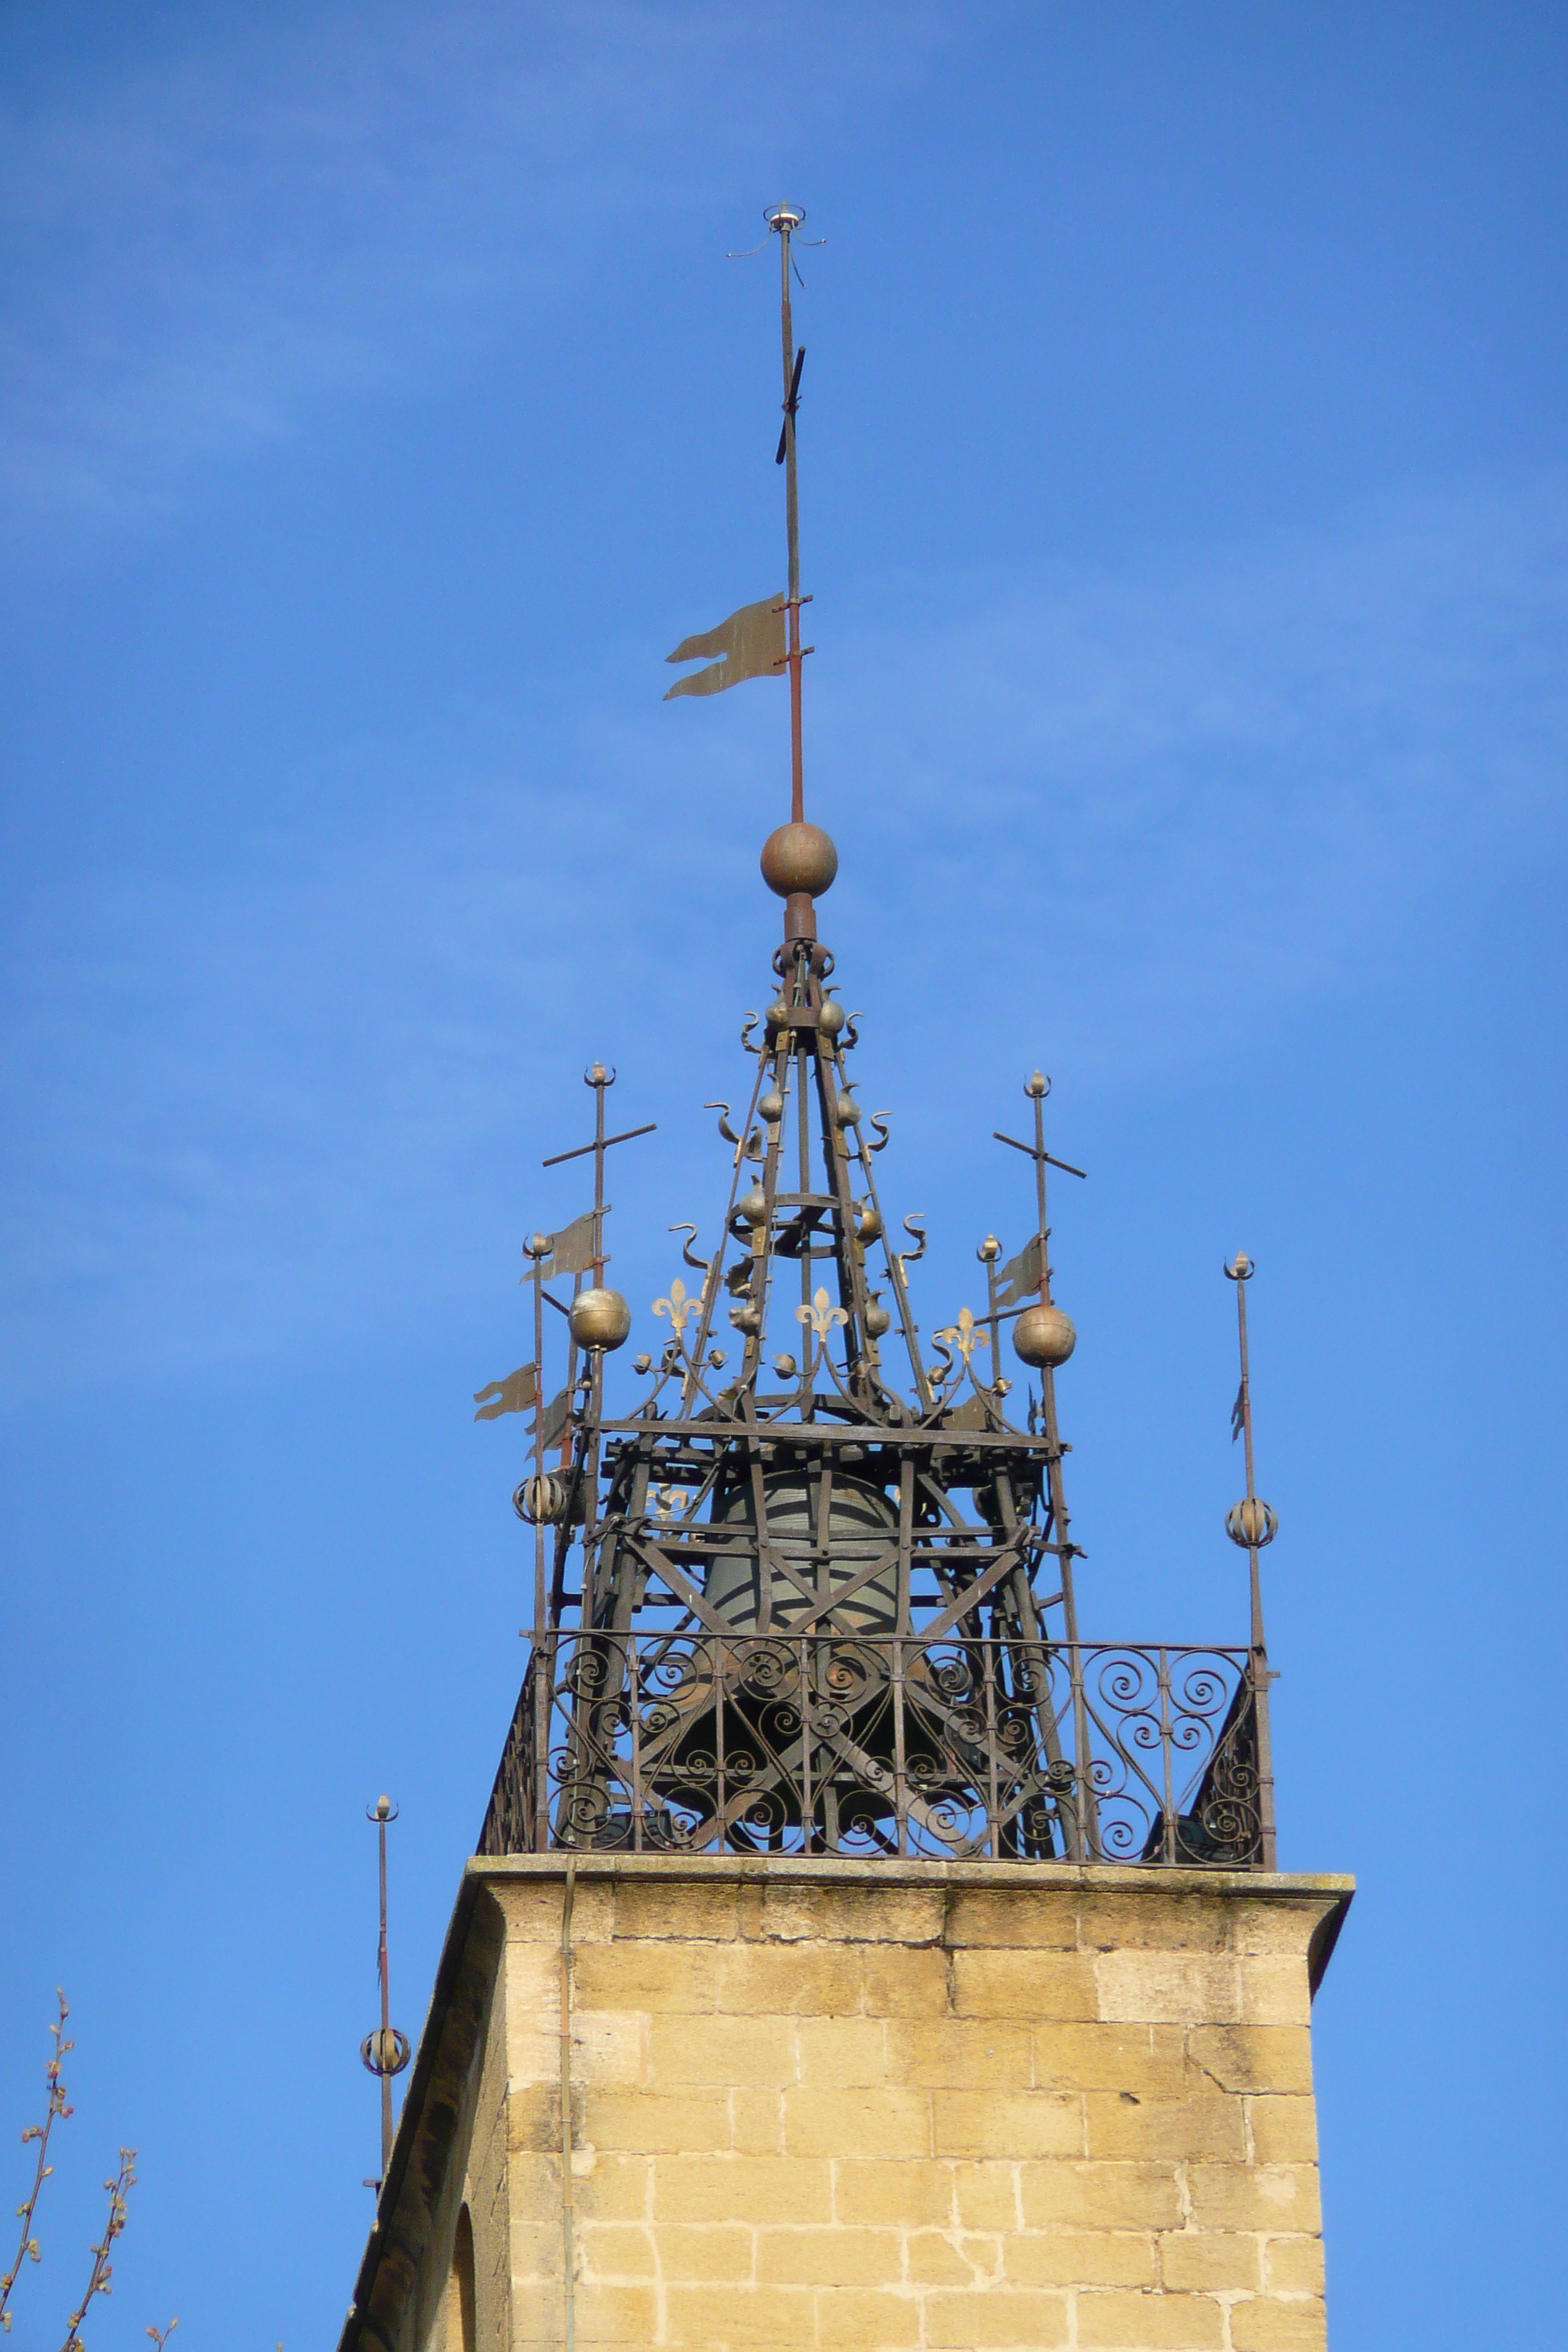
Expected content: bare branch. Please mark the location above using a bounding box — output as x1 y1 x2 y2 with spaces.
58 2147 136 2352
0 1992 75 2335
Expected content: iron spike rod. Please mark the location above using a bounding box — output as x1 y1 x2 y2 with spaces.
376 1807 393 2177
775 212 806 826
1226 1254 1277 1869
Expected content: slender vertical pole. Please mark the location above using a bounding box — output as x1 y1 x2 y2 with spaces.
530 1256 547 1636
1025 1077 1093 1856
1227 1256 1277 1869
528 1245 551 1849
777 219 804 826
375 1804 393 2178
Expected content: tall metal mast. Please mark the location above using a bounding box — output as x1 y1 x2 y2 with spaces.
360 1795 410 2188
769 203 810 827
1225 1256 1278 1870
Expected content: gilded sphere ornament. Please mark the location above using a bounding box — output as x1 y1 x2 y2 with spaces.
1226 1496 1278 1548
856 1202 883 1243
760 821 838 900
514 1471 569 1526
834 1095 862 1128
758 1088 785 1123
737 1186 769 1227
818 996 846 1038
1013 1303 1077 1368
864 1295 892 1339
766 998 793 1030
568 1286 631 1352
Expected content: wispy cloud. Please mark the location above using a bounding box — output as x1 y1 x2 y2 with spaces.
3 477 1563 1400
0 0 927 519
818 477 1568 1072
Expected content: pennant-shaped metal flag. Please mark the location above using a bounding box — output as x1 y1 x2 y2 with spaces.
538 1387 571 1452
994 1234 1042 1308
542 1212 599 1279
473 1362 539 1422
664 595 786 698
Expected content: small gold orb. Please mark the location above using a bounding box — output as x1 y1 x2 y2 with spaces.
1013 1303 1076 1368
760 821 838 900
568 1286 631 1351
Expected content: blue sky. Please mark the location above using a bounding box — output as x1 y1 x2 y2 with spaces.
1 4 1564 2346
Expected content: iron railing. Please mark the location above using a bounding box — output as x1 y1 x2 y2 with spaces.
479 1632 1272 1868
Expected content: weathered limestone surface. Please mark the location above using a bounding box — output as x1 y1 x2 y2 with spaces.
344 1856 1349 2352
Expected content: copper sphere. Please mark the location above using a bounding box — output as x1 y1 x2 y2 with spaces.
818 996 846 1037
766 998 793 1030
834 1095 862 1128
737 1185 769 1227
1226 1496 1278 1548
758 1088 785 1123
864 1296 892 1339
856 1202 883 1243
1013 1303 1077 1368
514 1471 568 1526
569 1286 631 1351
761 822 838 901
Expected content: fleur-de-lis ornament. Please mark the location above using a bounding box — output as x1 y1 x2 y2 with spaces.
796 1286 849 1341
934 1305 990 1368
652 1275 704 1336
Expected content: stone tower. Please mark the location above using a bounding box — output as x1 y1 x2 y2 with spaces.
339 205 1351 2352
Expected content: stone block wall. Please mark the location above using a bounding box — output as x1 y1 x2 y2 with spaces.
464 1856 1348 2352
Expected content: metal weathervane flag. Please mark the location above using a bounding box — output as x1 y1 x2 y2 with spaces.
664 594 787 698
473 1362 538 1422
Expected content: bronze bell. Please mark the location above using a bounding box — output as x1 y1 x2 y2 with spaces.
704 1471 899 1632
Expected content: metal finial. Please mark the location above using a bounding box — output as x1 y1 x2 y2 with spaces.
361 1796 410 2190
766 201 805 232
1221 1254 1278 1866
